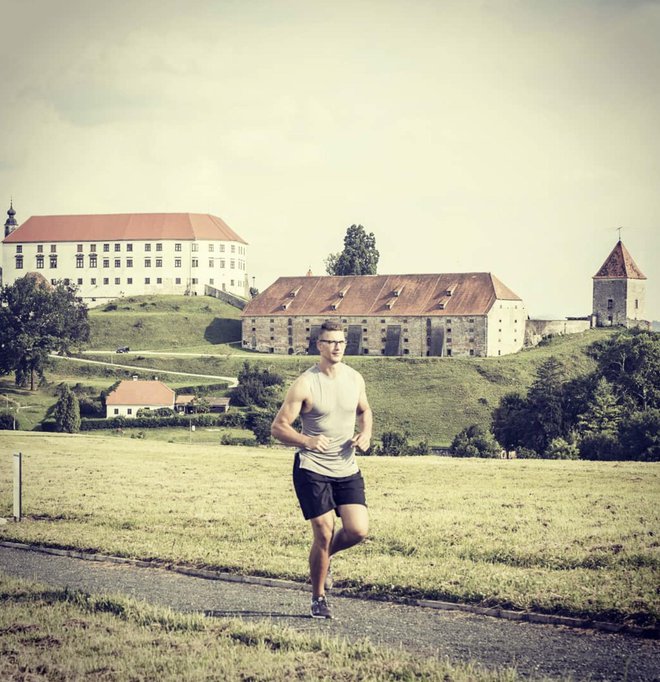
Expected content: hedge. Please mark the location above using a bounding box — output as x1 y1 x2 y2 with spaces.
80 411 247 431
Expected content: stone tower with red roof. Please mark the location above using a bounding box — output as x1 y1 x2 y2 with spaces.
592 240 647 328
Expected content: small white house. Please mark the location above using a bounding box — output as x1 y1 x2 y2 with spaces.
105 379 175 418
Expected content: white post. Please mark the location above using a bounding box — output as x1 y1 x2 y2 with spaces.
13 452 22 521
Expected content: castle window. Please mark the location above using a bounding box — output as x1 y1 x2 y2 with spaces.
175 243 182 252
447 349 452 356
191 259 198 268
175 258 182 268
191 243 198 252
156 258 163 268
156 243 163 252
50 244 57 253
76 244 83 252
114 259 121 268
49 255 57 268
103 243 109 252
175 277 181 285
36 255 44 269
89 244 96 253
115 278 120 285
635 299 639 310
145 243 152 252
37 244 44 253
126 244 133 252
127 278 133 284
114 243 121 252
76 255 84 268
156 277 162 284
145 277 150 284
219 259 226 268
103 259 110 268
15 256 23 269
77 278 83 285
89 255 97 268
209 244 214 252
91 278 96 285
103 277 109 285
126 259 133 268
231 245 236 253
209 259 214 268
145 258 151 268
607 299 613 310
220 244 225 252
230 259 235 269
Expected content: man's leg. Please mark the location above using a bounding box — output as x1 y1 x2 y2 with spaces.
331 504 369 555
309 510 335 598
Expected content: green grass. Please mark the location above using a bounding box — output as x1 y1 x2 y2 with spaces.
0 575 523 682
1 433 657 627
87 295 242 352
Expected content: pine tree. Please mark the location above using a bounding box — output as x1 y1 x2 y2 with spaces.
53 384 81 433
576 377 621 439
325 225 379 275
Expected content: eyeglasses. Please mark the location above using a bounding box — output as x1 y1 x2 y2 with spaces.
318 340 346 346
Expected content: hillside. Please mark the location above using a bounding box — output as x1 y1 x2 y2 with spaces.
0 296 617 444
86 295 242 352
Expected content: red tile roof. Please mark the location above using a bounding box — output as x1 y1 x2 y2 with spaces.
242 273 521 318
106 380 175 406
3 213 247 244
593 241 646 279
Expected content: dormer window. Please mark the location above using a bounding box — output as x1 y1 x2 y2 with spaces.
338 285 350 298
392 285 404 297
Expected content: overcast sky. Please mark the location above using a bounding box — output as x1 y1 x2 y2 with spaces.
2 0 658 319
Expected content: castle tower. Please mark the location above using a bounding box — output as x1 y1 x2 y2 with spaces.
592 240 647 327
4 200 18 237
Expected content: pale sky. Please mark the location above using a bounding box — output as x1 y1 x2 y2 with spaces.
2 0 658 319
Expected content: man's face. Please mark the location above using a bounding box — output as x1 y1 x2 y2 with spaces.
317 330 346 363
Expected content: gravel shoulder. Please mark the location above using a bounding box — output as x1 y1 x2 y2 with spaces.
1 544 658 681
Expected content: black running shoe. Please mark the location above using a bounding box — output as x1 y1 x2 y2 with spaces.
310 596 332 619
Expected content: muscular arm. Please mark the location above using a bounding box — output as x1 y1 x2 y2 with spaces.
351 374 373 453
270 376 330 452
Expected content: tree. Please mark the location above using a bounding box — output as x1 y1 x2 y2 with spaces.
451 424 501 458
53 384 81 433
232 362 284 408
325 224 379 276
0 275 90 390
575 377 621 441
589 329 660 411
618 409 660 462
526 358 567 453
491 392 531 452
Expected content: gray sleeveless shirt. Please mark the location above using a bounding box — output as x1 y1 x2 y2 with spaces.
298 363 362 478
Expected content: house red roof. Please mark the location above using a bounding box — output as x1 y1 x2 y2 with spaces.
242 273 522 318
593 241 646 280
106 380 175 406
3 213 247 245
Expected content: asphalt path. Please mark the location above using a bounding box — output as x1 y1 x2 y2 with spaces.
1 545 658 681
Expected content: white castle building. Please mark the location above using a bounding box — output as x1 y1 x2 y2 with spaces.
2 205 249 306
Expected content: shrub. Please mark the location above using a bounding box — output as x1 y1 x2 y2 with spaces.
246 409 275 445
618 409 660 461
579 433 622 461
0 412 18 430
380 430 409 456
516 447 540 459
451 424 501 458
544 436 580 460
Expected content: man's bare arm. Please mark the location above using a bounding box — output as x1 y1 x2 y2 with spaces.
351 375 373 453
270 377 330 452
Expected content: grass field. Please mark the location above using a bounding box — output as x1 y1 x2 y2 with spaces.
0 575 524 681
1 433 657 628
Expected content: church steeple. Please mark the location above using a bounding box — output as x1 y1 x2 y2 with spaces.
4 200 18 238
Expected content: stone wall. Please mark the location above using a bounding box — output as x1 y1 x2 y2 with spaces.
524 318 591 347
242 313 494 357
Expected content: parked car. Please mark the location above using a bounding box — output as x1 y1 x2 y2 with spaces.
116 346 130 353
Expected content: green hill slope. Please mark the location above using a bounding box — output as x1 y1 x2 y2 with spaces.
80 297 616 445
87 295 242 351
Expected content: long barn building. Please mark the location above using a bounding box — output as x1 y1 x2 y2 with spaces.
242 273 526 357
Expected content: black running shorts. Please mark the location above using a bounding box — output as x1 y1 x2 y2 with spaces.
292 453 367 520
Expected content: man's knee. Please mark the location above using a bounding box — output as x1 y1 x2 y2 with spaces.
310 518 334 548
344 523 368 545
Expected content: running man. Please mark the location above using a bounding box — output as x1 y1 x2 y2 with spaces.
271 320 372 619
